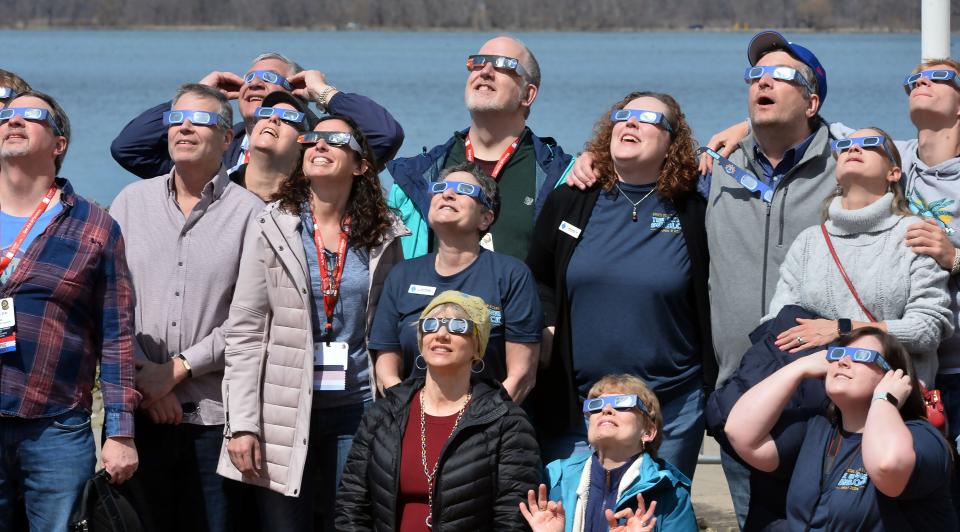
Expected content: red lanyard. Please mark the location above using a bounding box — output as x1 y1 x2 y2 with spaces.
463 135 520 179
311 214 351 340
0 184 58 276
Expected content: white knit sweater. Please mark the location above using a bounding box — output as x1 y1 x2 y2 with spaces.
765 193 954 383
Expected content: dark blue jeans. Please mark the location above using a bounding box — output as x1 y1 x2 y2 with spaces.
257 401 369 532
133 414 234 532
0 409 96 532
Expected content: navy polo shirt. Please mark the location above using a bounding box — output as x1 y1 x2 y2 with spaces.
753 131 816 187
775 414 955 531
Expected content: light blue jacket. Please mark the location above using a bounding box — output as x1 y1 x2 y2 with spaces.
545 452 698 532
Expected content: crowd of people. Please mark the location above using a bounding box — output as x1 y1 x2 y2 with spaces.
0 27 957 532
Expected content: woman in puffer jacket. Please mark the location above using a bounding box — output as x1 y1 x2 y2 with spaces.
336 290 541 531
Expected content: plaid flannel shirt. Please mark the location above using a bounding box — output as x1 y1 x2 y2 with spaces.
0 178 139 437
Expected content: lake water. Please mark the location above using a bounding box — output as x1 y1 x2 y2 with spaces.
2 29 958 205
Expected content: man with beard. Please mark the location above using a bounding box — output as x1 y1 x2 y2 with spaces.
386 35 572 261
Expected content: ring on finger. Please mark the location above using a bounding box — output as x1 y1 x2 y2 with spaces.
796 336 806 345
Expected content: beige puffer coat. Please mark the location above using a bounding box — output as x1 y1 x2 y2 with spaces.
216 202 406 496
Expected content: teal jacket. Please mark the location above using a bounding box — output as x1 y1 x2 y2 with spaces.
545 452 697 532
385 128 573 258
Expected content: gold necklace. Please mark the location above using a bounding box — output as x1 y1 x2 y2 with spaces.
419 388 471 529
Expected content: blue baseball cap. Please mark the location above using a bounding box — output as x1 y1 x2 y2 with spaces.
747 30 827 107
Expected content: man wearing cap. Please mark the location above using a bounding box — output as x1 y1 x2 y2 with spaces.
111 52 404 179
704 30 838 527
386 35 572 261
109 83 264 531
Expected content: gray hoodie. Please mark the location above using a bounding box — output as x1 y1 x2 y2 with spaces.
707 123 838 384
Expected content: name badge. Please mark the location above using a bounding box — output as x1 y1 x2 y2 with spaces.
408 284 437 296
559 221 582 239
480 233 494 251
0 298 15 354
315 341 349 391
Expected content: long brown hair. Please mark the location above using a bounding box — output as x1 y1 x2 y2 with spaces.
584 91 699 202
273 115 392 249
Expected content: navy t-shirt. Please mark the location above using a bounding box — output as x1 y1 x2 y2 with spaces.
566 183 700 398
368 248 543 382
776 414 956 531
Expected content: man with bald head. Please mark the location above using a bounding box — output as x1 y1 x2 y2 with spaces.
387 35 572 261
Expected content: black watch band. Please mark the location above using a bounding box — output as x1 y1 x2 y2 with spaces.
837 318 852 336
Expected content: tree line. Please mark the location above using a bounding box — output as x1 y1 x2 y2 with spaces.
0 0 954 30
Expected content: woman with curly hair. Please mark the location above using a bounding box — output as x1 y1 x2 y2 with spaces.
217 114 407 531
527 92 715 479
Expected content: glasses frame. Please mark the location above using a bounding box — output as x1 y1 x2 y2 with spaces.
582 394 651 417
744 65 815 95
610 108 674 133
254 106 306 124
903 69 960 95
297 131 363 154
0 107 62 135
0 88 13 99
419 317 476 336
428 180 493 210
466 54 533 83
244 70 294 91
825 346 893 372
831 135 897 165
162 110 229 128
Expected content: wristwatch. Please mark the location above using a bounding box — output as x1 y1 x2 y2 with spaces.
872 392 899 408
837 318 852 336
175 354 193 378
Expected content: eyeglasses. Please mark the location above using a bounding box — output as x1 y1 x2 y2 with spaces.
610 109 674 133
428 180 493 210
831 136 896 164
244 70 294 91
255 106 306 125
582 394 651 417
419 317 476 336
903 70 960 94
466 54 533 83
297 131 362 154
0 107 62 135
162 110 229 128
825 346 892 372
744 65 814 95
0 88 13 99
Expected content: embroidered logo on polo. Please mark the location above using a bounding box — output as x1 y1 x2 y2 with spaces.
836 468 868 491
650 212 681 234
487 305 503 326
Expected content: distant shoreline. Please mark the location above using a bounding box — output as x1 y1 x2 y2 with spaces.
0 24 929 33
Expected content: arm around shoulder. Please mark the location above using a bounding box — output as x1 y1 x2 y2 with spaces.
110 101 175 179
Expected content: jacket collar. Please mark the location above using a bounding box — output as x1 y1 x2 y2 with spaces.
386 376 510 426
553 451 691 511
739 120 832 181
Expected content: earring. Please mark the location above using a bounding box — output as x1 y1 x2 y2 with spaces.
471 358 485 374
415 355 427 371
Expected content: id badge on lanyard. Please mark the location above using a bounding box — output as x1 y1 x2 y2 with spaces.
464 135 520 179
311 214 351 391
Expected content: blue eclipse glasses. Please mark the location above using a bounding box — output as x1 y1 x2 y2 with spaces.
162 110 229 128
830 136 896 165
0 88 13 99
825 346 892 372
244 70 294 91
254 106 306 125
0 107 62 135
419 317 476 336
466 54 533 83
297 131 363 154
744 65 815 95
428 180 493 210
610 109 674 133
903 70 960 95
582 394 651 417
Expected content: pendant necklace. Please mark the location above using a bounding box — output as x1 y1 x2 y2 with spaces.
614 182 656 222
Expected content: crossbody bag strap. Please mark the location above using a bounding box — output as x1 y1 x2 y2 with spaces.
820 224 878 323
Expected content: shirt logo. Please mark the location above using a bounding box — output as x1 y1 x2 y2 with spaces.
487 305 503 326
523 196 534 206
650 212 681 234
836 468 868 491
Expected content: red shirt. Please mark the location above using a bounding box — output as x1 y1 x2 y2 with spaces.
397 395 459 531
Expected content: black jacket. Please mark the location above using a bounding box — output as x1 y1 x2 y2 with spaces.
335 377 541 531
526 184 715 434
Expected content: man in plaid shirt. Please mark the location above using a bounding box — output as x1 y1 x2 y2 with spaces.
0 91 140 530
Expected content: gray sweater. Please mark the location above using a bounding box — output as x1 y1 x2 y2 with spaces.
765 193 953 384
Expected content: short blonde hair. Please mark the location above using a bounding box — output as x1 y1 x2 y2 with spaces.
587 374 663 457
913 58 960 74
